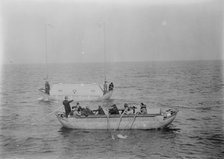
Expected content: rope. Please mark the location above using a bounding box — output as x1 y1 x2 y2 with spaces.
32 100 63 125
119 113 137 135
129 113 137 129
116 110 126 130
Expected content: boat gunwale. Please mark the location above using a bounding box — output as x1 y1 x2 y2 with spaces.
56 110 178 120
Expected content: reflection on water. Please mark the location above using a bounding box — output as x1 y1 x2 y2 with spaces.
58 127 180 159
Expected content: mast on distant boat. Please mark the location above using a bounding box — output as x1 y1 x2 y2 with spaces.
44 23 53 80
103 21 107 82
44 23 48 80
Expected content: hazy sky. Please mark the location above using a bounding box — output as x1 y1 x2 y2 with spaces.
1 0 223 64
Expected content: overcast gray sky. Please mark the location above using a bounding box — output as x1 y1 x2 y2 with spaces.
1 0 223 64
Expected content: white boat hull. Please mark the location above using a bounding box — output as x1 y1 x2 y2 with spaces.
55 109 178 130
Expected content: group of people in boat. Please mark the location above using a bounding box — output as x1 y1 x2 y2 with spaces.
62 96 147 118
109 103 147 115
103 81 114 95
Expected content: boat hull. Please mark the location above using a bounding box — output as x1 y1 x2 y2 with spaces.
55 109 178 130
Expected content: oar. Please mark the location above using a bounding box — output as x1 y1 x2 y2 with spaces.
116 110 126 130
104 108 110 130
31 105 63 125
117 112 138 139
101 106 115 140
129 113 137 129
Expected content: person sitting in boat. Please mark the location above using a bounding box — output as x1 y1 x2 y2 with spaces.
85 106 94 115
108 82 114 91
93 105 105 115
74 105 90 117
71 105 81 116
122 103 133 115
109 104 119 115
71 102 81 116
130 106 137 114
140 103 147 114
63 96 74 117
72 102 80 109
103 81 108 95
45 81 50 94
74 104 87 116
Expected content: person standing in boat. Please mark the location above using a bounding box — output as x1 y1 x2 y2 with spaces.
63 96 74 117
109 82 114 91
45 81 50 94
103 81 108 95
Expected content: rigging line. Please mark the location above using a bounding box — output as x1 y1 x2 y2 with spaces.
116 110 126 130
45 24 48 80
32 105 63 125
102 106 115 139
119 113 137 134
103 21 107 82
129 113 137 129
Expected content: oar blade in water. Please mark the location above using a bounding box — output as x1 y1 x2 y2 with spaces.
117 134 128 139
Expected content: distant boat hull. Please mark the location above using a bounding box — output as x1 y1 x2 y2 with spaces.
38 83 113 101
55 109 178 130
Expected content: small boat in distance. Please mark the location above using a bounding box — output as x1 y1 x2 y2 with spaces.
55 108 178 130
38 82 113 101
39 22 113 102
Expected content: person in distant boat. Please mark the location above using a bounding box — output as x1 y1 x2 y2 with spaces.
63 96 74 117
45 81 50 94
103 81 108 95
140 103 147 114
109 104 119 115
94 105 105 115
109 82 114 91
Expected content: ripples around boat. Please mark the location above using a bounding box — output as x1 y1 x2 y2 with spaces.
1 61 224 158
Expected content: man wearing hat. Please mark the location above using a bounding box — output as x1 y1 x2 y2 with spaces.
63 96 74 117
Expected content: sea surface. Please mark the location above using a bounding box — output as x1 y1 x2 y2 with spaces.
0 60 224 159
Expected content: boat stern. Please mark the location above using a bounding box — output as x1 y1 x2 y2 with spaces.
160 108 178 128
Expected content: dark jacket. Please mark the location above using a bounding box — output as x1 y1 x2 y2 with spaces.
109 105 119 115
45 82 50 94
63 99 73 117
97 106 105 115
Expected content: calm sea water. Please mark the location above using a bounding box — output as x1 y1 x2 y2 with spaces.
1 61 224 159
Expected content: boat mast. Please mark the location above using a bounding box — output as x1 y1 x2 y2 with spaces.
103 21 107 82
45 23 48 80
